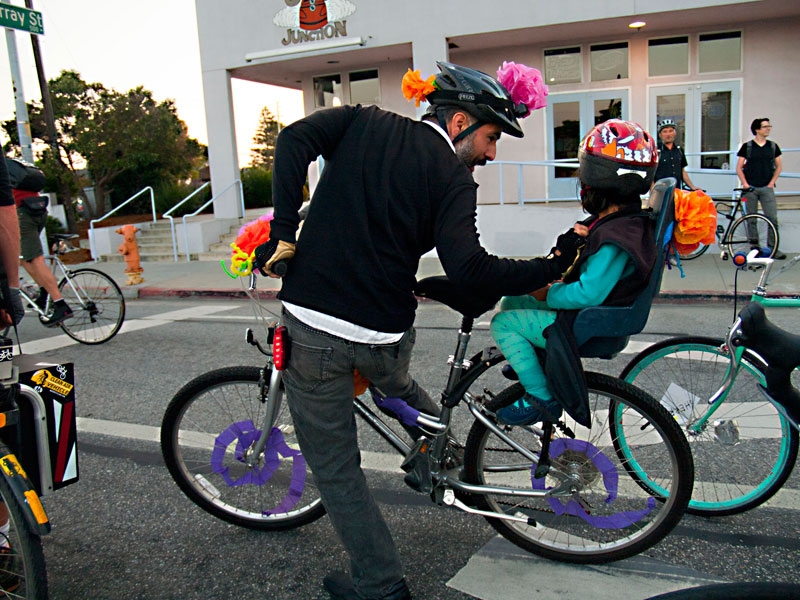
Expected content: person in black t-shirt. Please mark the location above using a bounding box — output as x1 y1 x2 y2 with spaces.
653 119 698 191
736 117 785 259
0 156 23 326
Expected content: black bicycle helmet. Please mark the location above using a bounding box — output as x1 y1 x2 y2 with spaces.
425 62 528 140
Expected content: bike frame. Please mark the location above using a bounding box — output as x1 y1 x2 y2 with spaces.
685 255 800 435
18 253 93 316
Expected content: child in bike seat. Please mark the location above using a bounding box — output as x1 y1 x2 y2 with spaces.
491 119 659 425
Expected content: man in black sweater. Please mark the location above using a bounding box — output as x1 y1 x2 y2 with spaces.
254 62 582 600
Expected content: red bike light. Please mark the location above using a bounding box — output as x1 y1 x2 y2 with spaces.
273 326 288 370
732 252 747 267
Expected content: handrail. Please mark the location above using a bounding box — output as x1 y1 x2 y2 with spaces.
88 186 156 262
163 182 211 262
180 179 244 262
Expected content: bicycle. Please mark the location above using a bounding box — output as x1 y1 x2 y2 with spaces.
17 235 126 344
621 251 800 516
0 348 52 599
160 266 694 565
676 187 779 262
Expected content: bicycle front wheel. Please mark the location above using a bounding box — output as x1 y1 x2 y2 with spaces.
463 372 692 563
620 337 798 516
725 214 779 260
675 242 709 262
0 476 48 598
58 269 126 344
161 366 325 530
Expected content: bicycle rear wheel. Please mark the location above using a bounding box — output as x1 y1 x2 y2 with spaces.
725 214 779 260
620 337 799 516
463 372 692 563
0 476 48 598
57 269 125 344
161 366 325 530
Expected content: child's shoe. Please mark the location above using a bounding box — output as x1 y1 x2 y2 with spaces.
496 393 562 426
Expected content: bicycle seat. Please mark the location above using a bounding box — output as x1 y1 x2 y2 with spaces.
573 177 677 359
414 276 500 319
738 302 800 371
52 234 78 241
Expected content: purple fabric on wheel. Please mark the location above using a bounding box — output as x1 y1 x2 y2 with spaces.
210 420 307 514
372 395 421 427
531 437 656 529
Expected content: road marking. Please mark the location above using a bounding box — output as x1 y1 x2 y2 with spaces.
14 305 238 354
77 416 800 511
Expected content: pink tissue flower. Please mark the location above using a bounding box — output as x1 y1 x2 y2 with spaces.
497 61 549 116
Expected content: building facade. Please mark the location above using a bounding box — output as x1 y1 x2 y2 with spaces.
195 0 799 254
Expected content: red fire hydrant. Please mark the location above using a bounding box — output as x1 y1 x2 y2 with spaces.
116 225 144 285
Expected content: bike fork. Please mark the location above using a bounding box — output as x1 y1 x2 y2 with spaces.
245 365 284 467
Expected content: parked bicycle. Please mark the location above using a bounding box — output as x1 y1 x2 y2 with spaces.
621 251 799 516
677 187 779 261
16 235 125 344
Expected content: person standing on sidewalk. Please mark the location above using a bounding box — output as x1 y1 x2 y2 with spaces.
252 61 582 600
653 119 698 191
736 118 785 259
0 155 23 326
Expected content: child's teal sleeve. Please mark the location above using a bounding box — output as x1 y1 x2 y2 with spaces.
546 244 631 309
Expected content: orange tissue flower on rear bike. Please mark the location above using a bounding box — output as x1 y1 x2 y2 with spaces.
401 69 436 107
672 189 717 255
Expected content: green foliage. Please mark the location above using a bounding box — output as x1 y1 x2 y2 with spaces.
240 166 273 209
250 107 283 170
153 180 211 217
44 215 65 240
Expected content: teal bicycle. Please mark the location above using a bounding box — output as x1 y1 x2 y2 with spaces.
620 251 799 516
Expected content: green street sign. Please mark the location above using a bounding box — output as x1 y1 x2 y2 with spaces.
0 4 43 35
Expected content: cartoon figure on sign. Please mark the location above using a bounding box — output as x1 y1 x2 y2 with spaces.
116 225 144 285
299 0 327 30
273 0 355 30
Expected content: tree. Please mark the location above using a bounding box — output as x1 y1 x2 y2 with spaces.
250 107 283 170
2 70 206 224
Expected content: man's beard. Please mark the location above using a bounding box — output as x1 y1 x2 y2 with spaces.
455 135 485 171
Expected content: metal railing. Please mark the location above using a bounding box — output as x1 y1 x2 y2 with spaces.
163 182 211 262
179 179 244 262
88 187 156 262
493 147 799 205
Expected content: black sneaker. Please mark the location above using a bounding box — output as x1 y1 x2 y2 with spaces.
773 251 787 260
322 571 412 600
34 288 48 311
42 301 73 328
0 546 21 593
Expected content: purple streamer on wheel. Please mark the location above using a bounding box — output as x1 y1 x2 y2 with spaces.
531 437 656 529
372 395 421 427
210 420 307 515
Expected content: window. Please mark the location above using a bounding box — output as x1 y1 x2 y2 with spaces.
648 36 689 76
544 47 581 84
590 42 628 81
313 74 343 108
553 101 580 178
700 90 732 169
349 69 380 105
655 94 687 148
699 31 741 72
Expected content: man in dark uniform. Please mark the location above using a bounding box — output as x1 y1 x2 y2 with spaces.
653 119 698 191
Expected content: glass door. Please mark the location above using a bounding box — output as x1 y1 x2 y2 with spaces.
649 81 740 192
547 90 628 199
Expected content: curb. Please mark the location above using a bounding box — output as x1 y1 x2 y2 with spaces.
127 288 799 303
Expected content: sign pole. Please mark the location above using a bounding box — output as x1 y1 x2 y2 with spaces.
4 24 33 162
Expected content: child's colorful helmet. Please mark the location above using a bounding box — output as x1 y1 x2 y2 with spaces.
578 119 658 196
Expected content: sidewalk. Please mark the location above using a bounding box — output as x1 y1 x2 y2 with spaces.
75 252 800 301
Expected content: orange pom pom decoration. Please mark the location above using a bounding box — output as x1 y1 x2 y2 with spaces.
672 189 717 254
401 69 436 107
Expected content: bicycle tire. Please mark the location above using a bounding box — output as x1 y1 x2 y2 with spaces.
674 242 710 262
462 372 692 563
161 366 326 530
57 269 126 344
725 214 779 261
0 476 48 598
620 337 799 516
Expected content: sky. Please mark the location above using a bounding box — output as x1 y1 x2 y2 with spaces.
0 0 304 167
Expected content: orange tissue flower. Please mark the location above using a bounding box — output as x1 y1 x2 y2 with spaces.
672 189 717 253
402 69 436 107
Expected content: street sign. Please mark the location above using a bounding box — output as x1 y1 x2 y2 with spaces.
0 4 43 35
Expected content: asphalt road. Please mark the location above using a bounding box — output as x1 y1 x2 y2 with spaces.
10 297 800 600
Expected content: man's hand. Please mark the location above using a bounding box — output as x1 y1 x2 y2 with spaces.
0 288 24 327
549 229 586 273
253 239 296 277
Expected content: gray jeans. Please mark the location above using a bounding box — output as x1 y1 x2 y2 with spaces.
279 308 436 597
744 186 779 248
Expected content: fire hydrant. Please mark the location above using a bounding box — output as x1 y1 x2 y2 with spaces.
116 225 144 285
